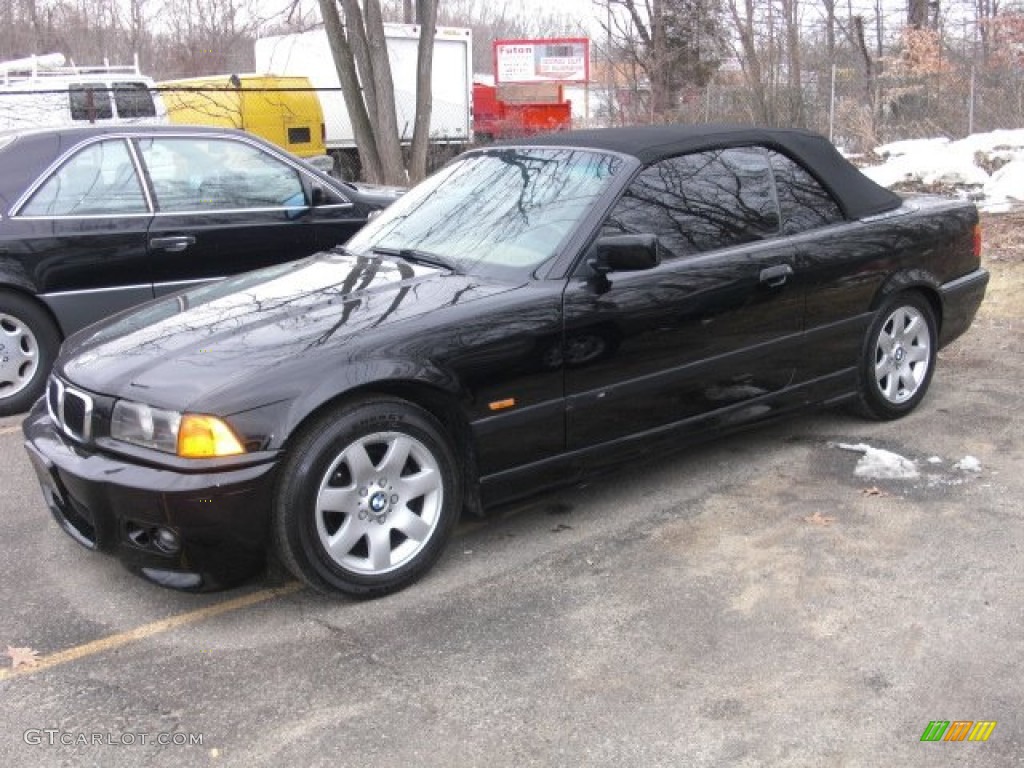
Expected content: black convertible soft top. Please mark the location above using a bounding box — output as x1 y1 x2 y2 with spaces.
513 124 902 220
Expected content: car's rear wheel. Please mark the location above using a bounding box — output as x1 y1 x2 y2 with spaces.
856 292 937 420
0 291 60 417
273 397 461 597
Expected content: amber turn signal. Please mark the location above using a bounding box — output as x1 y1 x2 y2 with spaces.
177 414 245 458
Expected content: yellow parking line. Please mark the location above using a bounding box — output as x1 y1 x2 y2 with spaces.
0 582 303 681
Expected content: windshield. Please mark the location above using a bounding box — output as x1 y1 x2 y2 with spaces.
345 148 623 279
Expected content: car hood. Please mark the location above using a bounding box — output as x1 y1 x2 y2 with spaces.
58 251 515 410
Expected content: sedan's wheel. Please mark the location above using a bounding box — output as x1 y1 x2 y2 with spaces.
0 291 60 417
273 397 461 597
856 293 937 420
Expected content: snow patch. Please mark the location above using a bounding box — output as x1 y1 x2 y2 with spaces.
836 442 920 480
862 142 988 187
983 160 1024 209
874 137 951 158
953 455 983 473
862 128 1024 211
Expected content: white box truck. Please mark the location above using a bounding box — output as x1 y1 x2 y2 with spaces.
255 24 472 155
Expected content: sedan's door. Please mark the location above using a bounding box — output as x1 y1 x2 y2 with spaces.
136 134 321 296
8 137 155 334
563 147 805 451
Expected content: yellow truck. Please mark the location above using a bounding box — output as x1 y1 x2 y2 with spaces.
159 73 326 159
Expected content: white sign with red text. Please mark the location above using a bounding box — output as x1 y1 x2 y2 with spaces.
494 38 590 84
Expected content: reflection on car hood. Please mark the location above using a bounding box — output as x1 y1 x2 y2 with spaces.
59 250 513 410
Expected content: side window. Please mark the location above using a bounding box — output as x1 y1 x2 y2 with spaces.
21 139 147 216
113 82 157 118
69 84 113 121
139 137 305 212
768 150 845 235
604 147 779 258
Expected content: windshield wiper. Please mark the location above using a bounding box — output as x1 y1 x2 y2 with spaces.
371 246 458 273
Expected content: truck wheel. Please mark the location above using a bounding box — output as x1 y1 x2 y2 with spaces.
0 291 60 416
273 397 461 597
855 293 937 420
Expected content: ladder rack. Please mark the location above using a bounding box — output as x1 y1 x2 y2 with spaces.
0 53 143 86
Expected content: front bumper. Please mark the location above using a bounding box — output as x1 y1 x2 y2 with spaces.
22 399 280 591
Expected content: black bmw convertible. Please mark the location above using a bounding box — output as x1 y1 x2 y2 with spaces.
23 125 988 596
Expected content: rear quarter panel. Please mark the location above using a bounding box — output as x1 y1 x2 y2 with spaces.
797 197 979 384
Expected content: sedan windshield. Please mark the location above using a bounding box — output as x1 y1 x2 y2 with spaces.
345 148 623 279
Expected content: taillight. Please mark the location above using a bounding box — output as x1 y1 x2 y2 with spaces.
973 223 982 260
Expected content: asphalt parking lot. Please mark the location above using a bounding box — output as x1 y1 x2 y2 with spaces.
1 250 1021 767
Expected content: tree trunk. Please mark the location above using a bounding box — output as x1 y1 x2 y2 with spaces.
318 0 383 182
823 0 836 62
339 0 378 120
362 0 406 184
408 0 437 183
783 0 804 126
908 0 928 29
730 0 770 124
853 14 876 133
650 0 671 118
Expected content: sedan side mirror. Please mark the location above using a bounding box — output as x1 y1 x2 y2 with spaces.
589 234 662 275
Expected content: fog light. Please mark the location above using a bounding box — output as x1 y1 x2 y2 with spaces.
153 527 181 554
125 522 150 548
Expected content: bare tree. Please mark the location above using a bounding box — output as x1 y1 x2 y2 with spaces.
598 0 725 122
156 0 260 77
319 0 444 185
408 0 437 183
908 0 929 29
972 0 1001 65
318 0 389 181
781 0 803 125
728 0 771 123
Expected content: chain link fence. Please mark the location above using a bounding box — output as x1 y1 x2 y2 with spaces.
651 63 1024 154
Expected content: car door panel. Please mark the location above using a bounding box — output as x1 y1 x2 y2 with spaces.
563 239 803 450
7 137 154 334
136 135 319 291
562 146 804 451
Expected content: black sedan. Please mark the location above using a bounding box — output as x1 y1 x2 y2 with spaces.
23 125 988 596
0 124 400 415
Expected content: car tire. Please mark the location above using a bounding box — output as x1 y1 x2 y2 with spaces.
272 396 462 597
0 291 60 417
855 292 937 420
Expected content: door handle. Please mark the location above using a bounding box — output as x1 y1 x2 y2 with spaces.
149 235 196 253
759 264 793 288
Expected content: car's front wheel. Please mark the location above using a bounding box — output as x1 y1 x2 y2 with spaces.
273 397 461 597
856 292 937 420
0 291 60 417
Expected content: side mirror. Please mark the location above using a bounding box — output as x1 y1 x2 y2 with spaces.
589 234 661 275
310 185 326 207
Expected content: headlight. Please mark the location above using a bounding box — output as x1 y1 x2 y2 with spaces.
111 400 245 458
111 400 181 453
